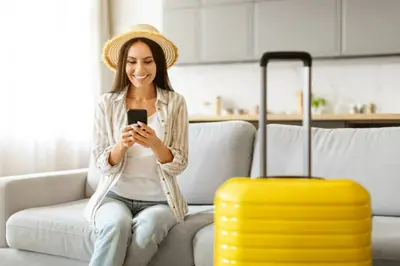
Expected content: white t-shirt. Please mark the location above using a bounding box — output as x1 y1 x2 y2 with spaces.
111 112 166 201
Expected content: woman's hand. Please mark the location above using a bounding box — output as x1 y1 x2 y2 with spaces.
108 125 136 166
132 122 161 148
133 122 173 164
119 125 136 150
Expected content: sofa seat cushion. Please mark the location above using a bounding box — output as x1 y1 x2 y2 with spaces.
6 199 213 265
193 216 400 265
193 223 214 266
6 199 95 261
372 216 400 261
149 205 213 266
0 248 87 266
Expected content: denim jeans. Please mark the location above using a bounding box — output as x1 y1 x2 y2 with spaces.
89 190 177 266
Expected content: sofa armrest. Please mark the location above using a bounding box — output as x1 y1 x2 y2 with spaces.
0 168 88 247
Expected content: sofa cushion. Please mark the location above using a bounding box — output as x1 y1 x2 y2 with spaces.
6 199 95 261
0 248 87 266
251 124 400 216
178 121 256 204
193 223 214 266
86 121 257 202
193 216 400 264
6 199 213 265
149 206 213 266
372 216 400 261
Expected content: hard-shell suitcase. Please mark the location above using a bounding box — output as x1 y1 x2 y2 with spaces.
214 52 372 266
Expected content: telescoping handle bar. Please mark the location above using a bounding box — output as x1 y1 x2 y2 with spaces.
259 51 312 178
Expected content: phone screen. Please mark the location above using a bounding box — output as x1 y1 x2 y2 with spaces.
127 109 147 125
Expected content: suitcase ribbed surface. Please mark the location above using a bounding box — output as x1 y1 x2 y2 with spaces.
214 177 372 266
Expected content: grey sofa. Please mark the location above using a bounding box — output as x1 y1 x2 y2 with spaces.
0 121 399 266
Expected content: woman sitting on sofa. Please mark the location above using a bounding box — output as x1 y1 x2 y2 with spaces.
83 24 189 266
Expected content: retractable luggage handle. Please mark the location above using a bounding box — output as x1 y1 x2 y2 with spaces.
259 51 312 178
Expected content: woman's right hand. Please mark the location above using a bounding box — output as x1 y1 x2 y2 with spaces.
108 125 135 166
119 125 136 151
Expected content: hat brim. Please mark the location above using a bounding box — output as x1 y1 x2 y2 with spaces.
102 30 178 71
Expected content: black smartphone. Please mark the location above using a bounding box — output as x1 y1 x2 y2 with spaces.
127 109 147 125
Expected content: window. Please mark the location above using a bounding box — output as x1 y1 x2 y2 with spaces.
0 0 95 176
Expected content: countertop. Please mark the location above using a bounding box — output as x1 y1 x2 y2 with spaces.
189 113 400 122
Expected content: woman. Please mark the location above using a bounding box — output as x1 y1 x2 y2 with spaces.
83 24 189 266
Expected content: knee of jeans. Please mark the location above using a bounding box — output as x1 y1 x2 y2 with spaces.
134 220 167 248
99 219 132 237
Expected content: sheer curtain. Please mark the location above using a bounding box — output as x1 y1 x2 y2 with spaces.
0 0 112 177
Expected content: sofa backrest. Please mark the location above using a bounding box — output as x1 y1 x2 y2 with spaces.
177 121 256 204
250 124 400 216
85 121 257 203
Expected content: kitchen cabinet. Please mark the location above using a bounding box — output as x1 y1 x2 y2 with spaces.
200 3 254 62
162 0 400 65
342 0 400 55
201 0 253 5
163 0 200 9
254 0 341 58
163 8 200 63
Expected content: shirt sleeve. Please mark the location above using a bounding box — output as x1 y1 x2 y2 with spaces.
92 98 123 176
158 96 189 177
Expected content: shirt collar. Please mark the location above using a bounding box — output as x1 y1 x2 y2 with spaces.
112 85 169 105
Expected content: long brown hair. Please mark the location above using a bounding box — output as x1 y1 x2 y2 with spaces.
110 38 174 93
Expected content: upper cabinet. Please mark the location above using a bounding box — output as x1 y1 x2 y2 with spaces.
163 0 200 9
200 3 254 62
162 0 400 65
201 0 253 5
342 0 400 55
163 8 200 63
254 0 341 58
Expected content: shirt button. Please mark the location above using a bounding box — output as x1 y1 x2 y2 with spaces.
162 178 165 181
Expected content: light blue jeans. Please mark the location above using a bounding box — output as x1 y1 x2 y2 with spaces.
89 190 177 266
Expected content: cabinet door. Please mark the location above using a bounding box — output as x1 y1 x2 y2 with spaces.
201 0 253 6
163 0 200 9
342 0 400 55
200 3 254 62
254 0 341 58
163 9 200 63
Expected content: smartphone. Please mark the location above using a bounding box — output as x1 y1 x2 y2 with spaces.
127 109 147 125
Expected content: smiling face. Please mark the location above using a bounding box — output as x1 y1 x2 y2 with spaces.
125 41 157 88
111 37 174 94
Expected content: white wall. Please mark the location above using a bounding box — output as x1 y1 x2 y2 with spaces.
110 0 400 116
169 58 400 115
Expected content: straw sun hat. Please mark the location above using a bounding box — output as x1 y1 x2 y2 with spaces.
102 24 178 71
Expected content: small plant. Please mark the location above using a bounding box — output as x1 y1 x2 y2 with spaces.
311 96 326 114
311 97 326 108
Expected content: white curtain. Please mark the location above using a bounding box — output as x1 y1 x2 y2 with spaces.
0 0 112 177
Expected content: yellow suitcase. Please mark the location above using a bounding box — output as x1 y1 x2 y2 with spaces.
214 52 372 266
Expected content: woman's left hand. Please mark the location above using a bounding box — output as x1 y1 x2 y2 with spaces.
132 121 161 149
